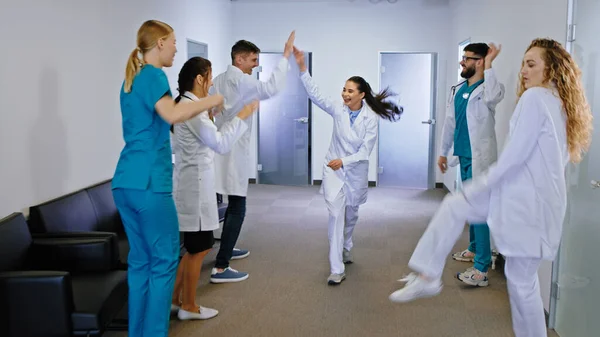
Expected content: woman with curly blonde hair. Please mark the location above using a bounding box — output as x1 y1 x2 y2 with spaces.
389 38 592 337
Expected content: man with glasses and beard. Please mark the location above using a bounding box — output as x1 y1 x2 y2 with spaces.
438 42 505 287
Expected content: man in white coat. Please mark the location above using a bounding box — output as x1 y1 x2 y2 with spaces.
209 32 295 283
438 42 504 286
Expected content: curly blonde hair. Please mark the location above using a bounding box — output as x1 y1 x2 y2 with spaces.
517 38 593 163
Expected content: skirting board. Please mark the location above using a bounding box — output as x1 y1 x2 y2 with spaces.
312 179 376 187
250 179 448 191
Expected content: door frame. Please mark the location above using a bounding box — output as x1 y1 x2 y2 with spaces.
186 39 208 59
254 51 313 186
376 51 438 189
548 0 577 329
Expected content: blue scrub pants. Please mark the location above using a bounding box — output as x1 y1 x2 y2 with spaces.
458 156 491 273
113 188 180 337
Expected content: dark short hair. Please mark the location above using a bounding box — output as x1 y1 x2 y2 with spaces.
231 40 260 64
463 43 490 58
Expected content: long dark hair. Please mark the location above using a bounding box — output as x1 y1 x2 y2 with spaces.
347 76 403 121
171 56 212 132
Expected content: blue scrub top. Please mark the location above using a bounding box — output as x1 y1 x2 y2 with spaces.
112 65 173 193
453 79 483 158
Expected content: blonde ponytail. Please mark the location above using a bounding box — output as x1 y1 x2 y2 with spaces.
124 48 143 93
123 20 174 93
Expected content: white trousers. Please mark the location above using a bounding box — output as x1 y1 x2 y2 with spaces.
409 193 547 337
325 189 359 274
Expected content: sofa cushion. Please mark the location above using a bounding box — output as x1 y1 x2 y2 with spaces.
70 270 128 334
29 191 98 233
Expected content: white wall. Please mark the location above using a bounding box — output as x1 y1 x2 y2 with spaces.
0 0 232 219
448 0 569 313
231 0 453 182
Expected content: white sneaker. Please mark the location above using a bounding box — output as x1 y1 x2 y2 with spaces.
389 272 443 303
457 267 489 287
327 273 346 285
177 306 219 320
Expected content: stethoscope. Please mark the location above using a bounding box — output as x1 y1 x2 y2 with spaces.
447 80 483 104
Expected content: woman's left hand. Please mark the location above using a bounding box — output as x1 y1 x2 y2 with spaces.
327 159 343 170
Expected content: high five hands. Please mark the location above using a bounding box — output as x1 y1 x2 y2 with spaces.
293 46 307 73
283 31 296 59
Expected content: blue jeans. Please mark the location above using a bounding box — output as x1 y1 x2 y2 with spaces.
113 188 180 337
459 156 491 273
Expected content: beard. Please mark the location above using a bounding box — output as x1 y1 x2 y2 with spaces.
460 66 476 79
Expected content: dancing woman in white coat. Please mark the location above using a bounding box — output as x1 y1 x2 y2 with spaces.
293 46 404 285
389 39 593 337
170 57 258 320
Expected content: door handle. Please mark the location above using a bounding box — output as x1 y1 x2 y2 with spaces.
591 180 600 189
294 117 309 124
421 119 436 125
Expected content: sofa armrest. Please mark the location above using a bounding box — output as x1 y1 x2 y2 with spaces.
31 231 120 266
28 235 118 272
0 271 73 337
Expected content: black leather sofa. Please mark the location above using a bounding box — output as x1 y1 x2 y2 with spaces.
27 180 129 266
0 213 128 337
27 179 228 262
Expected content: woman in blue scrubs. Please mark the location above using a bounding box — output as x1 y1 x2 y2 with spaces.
111 20 223 337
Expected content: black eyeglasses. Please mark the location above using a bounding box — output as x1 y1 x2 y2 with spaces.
462 56 482 62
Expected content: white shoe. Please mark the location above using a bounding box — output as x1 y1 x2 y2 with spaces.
327 273 346 285
389 272 443 303
177 306 219 320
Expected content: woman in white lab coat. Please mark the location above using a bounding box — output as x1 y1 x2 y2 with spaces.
292 46 404 285
170 57 258 320
389 39 593 337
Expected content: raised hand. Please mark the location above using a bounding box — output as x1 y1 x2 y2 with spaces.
485 43 502 68
293 46 307 73
283 30 296 59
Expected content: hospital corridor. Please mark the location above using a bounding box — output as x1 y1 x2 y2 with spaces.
110 183 558 337
1 0 599 337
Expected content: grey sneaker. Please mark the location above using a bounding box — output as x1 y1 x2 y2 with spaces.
327 273 346 285
343 249 353 264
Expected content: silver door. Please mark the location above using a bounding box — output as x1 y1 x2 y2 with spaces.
187 39 208 59
378 52 437 189
256 52 312 186
553 0 600 335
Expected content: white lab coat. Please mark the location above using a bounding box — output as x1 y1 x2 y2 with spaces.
463 85 569 260
172 92 248 232
440 68 505 175
408 85 567 337
212 59 289 197
299 71 378 206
